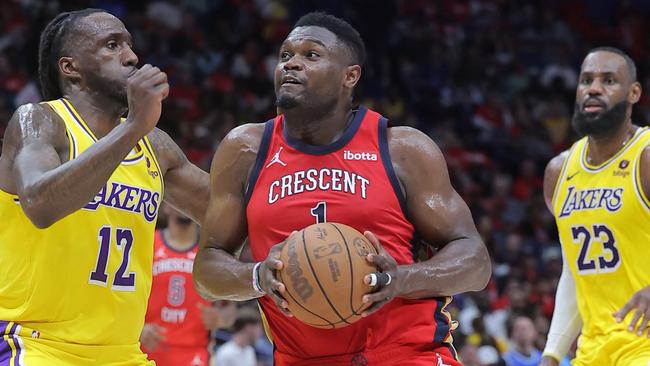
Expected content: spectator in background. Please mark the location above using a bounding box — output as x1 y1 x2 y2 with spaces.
459 344 481 366
141 205 236 366
504 316 542 366
211 308 262 366
4 1 650 362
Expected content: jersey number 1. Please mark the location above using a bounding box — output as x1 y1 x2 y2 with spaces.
311 202 327 223
89 226 136 291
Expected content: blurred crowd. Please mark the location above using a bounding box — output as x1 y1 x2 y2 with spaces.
3 0 650 365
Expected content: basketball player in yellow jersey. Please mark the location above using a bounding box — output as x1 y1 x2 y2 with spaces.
540 48 650 366
0 9 209 366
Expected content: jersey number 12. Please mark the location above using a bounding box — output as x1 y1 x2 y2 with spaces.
89 226 136 291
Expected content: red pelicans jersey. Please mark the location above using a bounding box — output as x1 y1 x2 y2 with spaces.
246 106 455 364
143 230 211 365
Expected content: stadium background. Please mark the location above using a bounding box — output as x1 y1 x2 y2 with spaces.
2 0 650 365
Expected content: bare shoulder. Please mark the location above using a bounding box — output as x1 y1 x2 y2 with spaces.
641 144 650 162
1 102 66 158
637 145 650 194
215 122 267 165
209 123 267 192
0 103 67 192
384 126 450 200
543 150 570 211
543 150 570 190
220 122 267 152
220 121 265 159
545 150 569 179
387 126 445 169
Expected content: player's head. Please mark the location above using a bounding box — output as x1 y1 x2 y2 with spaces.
38 9 138 104
508 315 538 349
275 12 365 112
572 47 641 137
232 308 262 345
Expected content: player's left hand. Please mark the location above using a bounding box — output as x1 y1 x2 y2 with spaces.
613 285 650 337
361 231 403 317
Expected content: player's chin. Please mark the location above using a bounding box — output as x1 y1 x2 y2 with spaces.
580 109 604 120
276 93 301 110
108 88 129 107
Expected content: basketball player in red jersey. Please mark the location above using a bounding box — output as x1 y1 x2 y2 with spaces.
142 205 235 366
194 12 491 366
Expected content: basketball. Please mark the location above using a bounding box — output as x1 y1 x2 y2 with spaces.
278 223 378 329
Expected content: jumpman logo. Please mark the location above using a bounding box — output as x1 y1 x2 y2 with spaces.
266 146 288 168
436 354 451 366
190 354 202 366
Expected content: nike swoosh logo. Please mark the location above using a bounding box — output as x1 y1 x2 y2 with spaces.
566 172 580 181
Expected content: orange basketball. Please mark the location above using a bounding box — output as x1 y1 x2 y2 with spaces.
278 222 378 329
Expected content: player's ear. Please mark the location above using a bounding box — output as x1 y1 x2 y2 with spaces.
343 65 361 89
629 81 642 105
59 56 82 84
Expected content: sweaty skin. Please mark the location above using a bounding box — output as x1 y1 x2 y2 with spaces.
0 12 208 228
194 25 490 313
193 125 490 304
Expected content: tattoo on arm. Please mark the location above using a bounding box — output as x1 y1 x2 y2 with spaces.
147 128 210 223
9 103 145 228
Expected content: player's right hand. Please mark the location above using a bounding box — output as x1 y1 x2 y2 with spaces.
139 323 166 351
258 232 296 317
125 64 169 136
539 356 560 366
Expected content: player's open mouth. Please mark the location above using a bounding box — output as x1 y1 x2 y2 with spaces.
281 76 302 85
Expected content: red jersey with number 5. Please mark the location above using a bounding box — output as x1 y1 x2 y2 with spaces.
245 106 454 363
144 230 211 349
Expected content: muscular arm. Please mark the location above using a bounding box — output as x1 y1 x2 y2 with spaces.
541 151 581 363
389 127 491 298
1 103 144 228
543 152 568 212
543 255 582 362
193 124 264 301
638 146 650 201
147 128 209 223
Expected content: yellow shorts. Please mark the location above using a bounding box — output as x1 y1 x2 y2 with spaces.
574 330 650 366
1 322 153 366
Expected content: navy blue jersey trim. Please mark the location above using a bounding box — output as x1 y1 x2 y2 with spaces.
60 98 97 142
433 297 451 343
410 234 421 262
378 118 408 215
282 106 367 155
244 120 275 206
439 343 459 361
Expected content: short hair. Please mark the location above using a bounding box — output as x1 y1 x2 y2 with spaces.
232 308 261 333
38 9 106 100
293 12 366 66
586 46 637 82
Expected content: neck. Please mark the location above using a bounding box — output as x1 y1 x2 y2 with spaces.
64 92 126 139
232 333 249 348
163 224 198 251
587 121 636 165
283 102 354 146
515 342 534 356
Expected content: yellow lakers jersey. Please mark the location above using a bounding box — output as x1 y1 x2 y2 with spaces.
0 98 163 348
553 126 650 339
